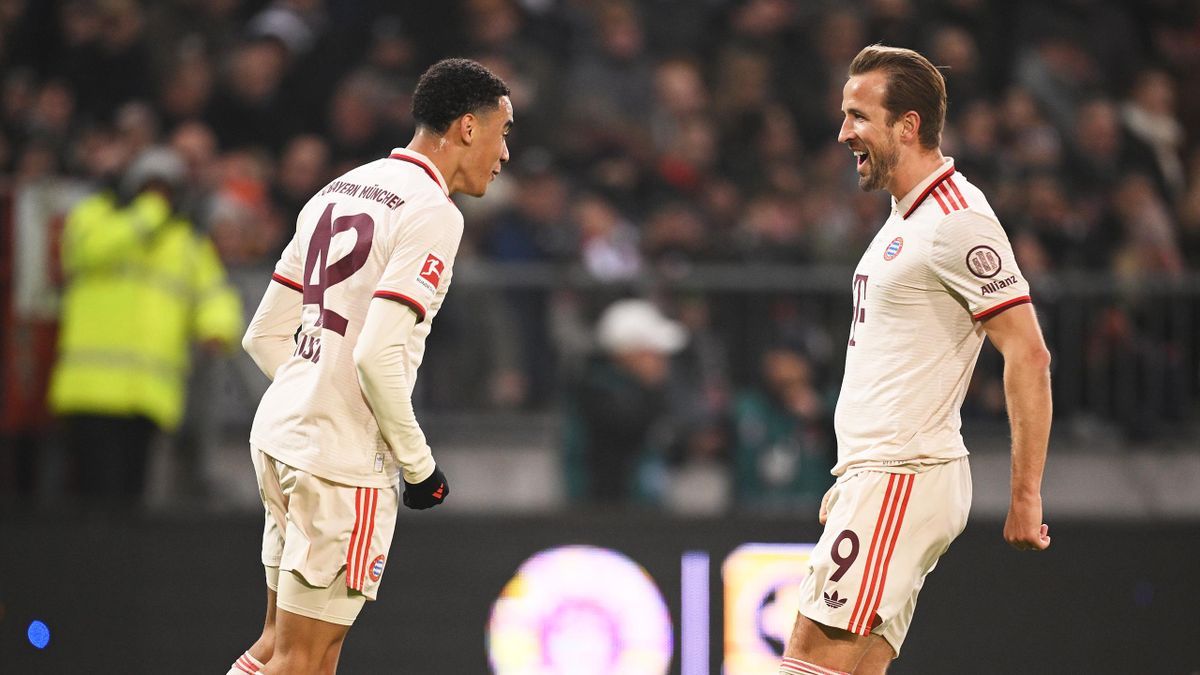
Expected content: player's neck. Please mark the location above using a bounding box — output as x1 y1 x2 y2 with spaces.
887 148 947 201
406 130 462 194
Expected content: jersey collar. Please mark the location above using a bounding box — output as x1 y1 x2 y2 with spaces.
388 147 450 197
893 157 956 219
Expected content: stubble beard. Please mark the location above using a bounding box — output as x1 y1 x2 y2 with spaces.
859 139 899 193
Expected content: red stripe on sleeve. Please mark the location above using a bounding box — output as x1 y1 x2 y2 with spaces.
973 295 1032 321
930 188 951 215
373 291 427 322
946 177 969 208
902 166 956 218
937 183 960 210
272 273 302 292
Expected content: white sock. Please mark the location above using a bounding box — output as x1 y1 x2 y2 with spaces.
779 656 849 675
227 651 264 675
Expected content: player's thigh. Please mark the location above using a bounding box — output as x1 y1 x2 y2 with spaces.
784 612 874 670
795 461 969 653
273 600 352 659
275 566 367 628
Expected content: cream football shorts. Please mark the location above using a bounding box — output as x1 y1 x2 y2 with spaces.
796 457 971 655
252 447 399 625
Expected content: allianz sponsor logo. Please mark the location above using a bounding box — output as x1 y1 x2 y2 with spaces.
980 274 1018 295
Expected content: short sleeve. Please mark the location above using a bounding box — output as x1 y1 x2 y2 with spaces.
271 230 303 292
930 212 1031 321
374 203 464 321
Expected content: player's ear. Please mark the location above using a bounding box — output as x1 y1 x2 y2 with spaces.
899 110 921 144
457 113 477 146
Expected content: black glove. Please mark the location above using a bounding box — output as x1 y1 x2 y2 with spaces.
402 466 449 510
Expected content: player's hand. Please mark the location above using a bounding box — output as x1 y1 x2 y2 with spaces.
1004 495 1050 551
402 466 449 510
818 485 834 525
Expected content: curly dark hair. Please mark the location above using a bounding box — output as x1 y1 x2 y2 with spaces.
412 58 510 134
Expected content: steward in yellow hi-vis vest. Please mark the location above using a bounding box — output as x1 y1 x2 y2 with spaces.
48 147 243 502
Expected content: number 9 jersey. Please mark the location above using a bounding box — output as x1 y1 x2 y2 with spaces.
250 148 464 488
832 160 1030 476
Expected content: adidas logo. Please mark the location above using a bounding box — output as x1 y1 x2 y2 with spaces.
432 484 445 499
823 590 848 609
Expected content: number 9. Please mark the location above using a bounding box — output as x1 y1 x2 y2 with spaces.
829 529 860 582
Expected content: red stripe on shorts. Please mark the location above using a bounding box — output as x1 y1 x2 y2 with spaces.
848 474 897 633
853 475 906 634
357 489 379 590
347 488 364 589
861 474 915 635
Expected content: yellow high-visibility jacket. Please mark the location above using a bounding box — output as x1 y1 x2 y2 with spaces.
48 190 243 430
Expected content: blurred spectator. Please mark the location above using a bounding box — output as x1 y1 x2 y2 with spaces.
564 0 654 157
928 24 987 119
1120 69 1186 203
47 147 243 507
575 193 641 281
269 133 330 231
205 36 291 152
566 298 687 504
732 346 833 510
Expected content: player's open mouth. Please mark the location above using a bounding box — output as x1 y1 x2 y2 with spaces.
854 150 868 167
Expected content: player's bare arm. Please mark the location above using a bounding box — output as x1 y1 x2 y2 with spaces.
982 303 1053 551
243 280 303 380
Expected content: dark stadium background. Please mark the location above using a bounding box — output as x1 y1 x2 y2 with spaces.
2 0 1199 673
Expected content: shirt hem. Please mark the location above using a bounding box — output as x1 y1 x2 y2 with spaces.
251 438 398 489
833 452 969 477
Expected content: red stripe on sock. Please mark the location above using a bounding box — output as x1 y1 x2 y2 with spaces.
780 657 848 675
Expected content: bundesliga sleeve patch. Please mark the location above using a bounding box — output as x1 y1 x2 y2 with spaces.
416 253 445 292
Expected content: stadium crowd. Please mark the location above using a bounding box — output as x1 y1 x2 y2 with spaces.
1 0 1198 508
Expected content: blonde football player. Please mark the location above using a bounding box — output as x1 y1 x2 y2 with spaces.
779 46 1052 675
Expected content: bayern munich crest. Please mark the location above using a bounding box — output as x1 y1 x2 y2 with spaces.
883 236 904 260
369 555 386 582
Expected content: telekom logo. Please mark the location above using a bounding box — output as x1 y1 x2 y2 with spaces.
420 253 445 288
849 274 868 347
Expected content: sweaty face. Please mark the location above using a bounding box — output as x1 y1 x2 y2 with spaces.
838 72 900 193
465 95 513 197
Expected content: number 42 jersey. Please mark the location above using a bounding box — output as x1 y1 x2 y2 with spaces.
250 148 464 488
832 160 1031 476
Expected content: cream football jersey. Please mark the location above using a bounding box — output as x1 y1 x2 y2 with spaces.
832 159 1031 475
250 148 464 488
